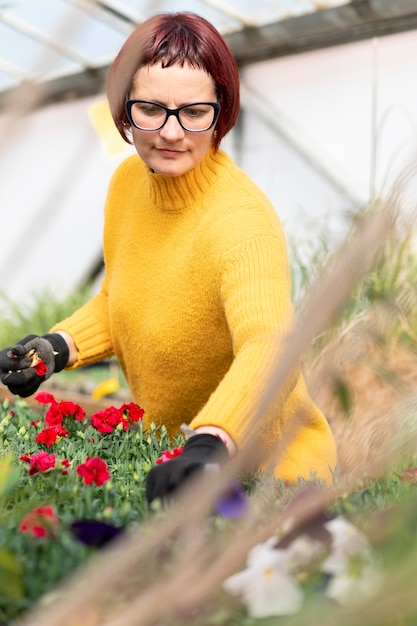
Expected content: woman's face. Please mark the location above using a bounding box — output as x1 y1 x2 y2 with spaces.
129 63 218 177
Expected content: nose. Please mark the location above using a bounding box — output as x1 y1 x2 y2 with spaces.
159 113 185 141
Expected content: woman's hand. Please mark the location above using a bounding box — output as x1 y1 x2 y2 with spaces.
0 333 69 397
145 433 229 504
194 425 237 455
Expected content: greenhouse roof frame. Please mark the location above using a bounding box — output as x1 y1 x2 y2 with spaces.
0 0 416 112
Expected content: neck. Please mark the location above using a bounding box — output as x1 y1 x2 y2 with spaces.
146 148 227 212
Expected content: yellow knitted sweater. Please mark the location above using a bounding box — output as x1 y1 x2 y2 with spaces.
53 148 337 483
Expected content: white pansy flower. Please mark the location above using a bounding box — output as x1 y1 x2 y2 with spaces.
223 539 303 617
245 532 325 574
322 517 384 606
322 517 373 574
223 514 384 618
325 559 384 606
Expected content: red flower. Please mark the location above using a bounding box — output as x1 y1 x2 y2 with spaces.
34 360 48 376
58 401 86 421
45 400 86 426
60 458 70 475
120 402 145 423
76 457 110 486
19 505 59 538
156 446 184 464
44 403 64 426
35 391 56 405
21 451 57 476
90 403 145 433
36 425 69 446
90 407 123 434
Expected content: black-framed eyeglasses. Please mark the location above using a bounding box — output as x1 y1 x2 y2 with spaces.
125 100 220 132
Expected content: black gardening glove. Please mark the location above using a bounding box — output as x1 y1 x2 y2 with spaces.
146 433 229 505
0 333 69 397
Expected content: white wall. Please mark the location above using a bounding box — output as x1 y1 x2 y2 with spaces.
240 29 417 240
0 97 133 306
0 28 416 306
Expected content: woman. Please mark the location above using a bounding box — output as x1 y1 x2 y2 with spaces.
0 12 337 502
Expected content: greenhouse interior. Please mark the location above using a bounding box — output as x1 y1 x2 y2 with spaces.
1 2 417 625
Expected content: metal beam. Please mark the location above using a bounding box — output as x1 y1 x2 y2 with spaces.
0 9 95 68
1 1 417 111
199 0 254 28
227 0 417 65
69 0 135 34
93 0 144 25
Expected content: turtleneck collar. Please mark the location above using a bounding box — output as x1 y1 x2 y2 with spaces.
145 148 228 213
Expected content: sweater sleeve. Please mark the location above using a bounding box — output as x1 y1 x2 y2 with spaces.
189 234 299 448
50 277 114 368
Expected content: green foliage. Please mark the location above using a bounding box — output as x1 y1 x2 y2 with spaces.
0 454 24 622
0 285 93 346
0 400 417 624
290 214 417 356
330 476 412 521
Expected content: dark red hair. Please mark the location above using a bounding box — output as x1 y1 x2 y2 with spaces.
106 12 240 150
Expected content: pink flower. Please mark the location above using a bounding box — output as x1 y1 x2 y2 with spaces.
76 457 110 486
20 505 59 539
20 451 57 476
36 425 69 446
156 446 184 464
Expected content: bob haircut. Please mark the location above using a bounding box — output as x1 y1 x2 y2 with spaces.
106 12 240 150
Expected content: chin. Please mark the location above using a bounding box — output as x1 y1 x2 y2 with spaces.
153 163 191 177
153 168 183 177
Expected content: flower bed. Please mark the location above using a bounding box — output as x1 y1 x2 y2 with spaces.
0 393 183 622
1 393 417 626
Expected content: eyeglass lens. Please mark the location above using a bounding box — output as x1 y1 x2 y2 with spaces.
129 102 216 131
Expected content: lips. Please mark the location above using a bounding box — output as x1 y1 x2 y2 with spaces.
156 148 184 157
